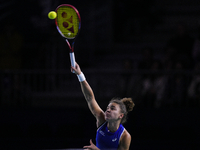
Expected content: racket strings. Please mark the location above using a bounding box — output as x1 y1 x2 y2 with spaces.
56 6 80 39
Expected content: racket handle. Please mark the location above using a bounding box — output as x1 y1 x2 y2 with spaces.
70 52 76 73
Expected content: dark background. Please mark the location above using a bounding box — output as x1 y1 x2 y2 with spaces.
0 0 200 149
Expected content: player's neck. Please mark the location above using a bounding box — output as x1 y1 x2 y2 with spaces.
107 121 120 133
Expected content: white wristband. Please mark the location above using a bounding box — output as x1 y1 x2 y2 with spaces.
77 72 86 82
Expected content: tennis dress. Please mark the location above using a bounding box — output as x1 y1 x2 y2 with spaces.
96 122 125 149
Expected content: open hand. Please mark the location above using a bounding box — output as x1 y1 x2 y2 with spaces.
83 139 100 150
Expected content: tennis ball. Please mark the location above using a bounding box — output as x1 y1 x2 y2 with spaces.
48 11 57 19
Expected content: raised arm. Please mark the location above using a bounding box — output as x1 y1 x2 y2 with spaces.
71 63 105 127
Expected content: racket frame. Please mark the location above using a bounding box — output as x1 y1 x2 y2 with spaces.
55 4 81 69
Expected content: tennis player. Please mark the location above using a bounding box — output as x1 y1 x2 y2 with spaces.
71 62 135 150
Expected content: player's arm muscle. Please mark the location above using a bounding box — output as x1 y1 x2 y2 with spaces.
80 81 105 126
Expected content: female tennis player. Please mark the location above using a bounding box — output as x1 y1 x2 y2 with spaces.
71 62 135 150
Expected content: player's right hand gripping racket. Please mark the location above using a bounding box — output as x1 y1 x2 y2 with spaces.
55 4 81 72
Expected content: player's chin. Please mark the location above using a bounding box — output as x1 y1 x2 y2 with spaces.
105 116 111 121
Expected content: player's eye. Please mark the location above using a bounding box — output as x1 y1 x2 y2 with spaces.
110 106 115 110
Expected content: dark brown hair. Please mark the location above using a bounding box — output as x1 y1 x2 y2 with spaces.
109 97 135 124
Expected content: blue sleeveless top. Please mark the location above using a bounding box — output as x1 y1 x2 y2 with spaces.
96 122 125 150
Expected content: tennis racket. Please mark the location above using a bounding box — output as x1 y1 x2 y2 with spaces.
55 4 81 72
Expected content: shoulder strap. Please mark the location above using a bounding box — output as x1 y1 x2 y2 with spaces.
97 121 107 132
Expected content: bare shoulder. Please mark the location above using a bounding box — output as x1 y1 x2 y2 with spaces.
121 129 131 141
119 129 131 150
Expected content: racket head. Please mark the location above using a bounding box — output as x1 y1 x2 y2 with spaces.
55 4 81 40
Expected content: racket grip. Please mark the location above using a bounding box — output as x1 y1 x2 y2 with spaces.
70 52 76 73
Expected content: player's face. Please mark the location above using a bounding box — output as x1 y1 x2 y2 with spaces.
105 103 123 121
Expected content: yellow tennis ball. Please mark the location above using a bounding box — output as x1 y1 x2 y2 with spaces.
48 11 57 19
